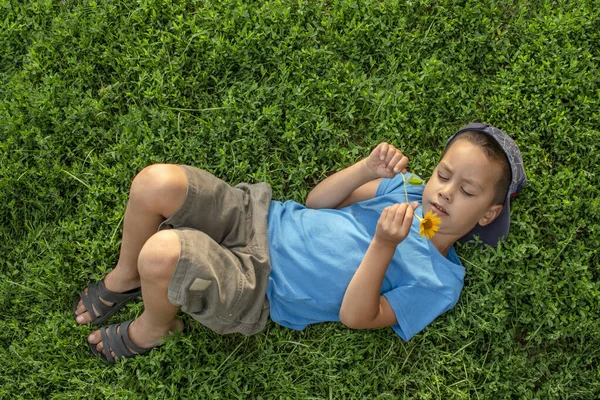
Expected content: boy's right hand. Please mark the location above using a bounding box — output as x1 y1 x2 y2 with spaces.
363 142 409 179
374 202 418 247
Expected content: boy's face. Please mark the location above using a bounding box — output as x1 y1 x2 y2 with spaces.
422 139 504 240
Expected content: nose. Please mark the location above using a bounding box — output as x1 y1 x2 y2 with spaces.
438 186 452 202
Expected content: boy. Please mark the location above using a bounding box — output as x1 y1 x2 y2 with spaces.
74 122 526 363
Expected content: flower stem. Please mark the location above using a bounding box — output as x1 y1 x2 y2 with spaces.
402 173 423 221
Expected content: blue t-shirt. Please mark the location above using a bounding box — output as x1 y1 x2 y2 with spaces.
265 173 465 341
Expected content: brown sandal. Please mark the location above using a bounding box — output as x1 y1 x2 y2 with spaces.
89 320 154 363
74 280 141 325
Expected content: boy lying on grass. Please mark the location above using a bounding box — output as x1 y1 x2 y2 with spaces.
74 122 526 363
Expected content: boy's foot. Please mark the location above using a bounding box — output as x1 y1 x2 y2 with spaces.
88 318 184 363
74 270 141 325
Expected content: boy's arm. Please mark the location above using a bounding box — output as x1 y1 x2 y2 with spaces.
339 202 417 329
306 143 408 209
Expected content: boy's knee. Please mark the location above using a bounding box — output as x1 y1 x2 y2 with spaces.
138 230 181 282
130 164 187 214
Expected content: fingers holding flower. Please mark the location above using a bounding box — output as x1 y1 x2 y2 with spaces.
374 203 416 247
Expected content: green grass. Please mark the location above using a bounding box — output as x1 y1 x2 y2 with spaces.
1 0 599 398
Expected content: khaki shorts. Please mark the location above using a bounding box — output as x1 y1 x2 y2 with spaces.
158 165 272 335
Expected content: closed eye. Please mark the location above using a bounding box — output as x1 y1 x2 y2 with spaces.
461 188 474 197
437 172 448 181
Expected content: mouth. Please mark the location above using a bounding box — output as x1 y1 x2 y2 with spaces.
431 202 449 216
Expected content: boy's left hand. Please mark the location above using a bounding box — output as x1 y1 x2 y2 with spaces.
374 202 419 247
364 142 409 179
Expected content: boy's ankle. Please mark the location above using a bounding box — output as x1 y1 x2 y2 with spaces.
104 268 141 292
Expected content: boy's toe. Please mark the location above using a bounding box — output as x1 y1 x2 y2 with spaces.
76 311 92 324
88 331 100 345
75 299 86 314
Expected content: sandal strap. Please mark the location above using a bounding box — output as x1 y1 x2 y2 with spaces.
99 321 151 363
86 281 110 320
99 326 115 363
79 288 96 321
119 321 148 354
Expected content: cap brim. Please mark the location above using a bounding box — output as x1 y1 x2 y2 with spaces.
459 199 511 246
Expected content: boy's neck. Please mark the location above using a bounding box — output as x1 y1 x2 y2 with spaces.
430 233 458 258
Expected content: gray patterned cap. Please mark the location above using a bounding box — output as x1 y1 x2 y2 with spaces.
444 122 527 246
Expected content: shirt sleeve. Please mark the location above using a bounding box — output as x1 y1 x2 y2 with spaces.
376 173 405 197
383 285 455 341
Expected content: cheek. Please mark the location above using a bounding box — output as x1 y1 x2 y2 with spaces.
460 200 492 223
422 181 436 198
421 186 432 204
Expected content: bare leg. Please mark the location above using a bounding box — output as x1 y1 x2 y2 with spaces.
75 164 188 324
88 230 184 357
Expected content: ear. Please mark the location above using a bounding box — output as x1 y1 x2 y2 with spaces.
478 204 503 227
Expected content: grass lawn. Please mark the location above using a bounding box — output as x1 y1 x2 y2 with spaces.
1 0 599 398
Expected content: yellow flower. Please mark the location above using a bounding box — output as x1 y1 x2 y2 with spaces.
419 211 441 239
